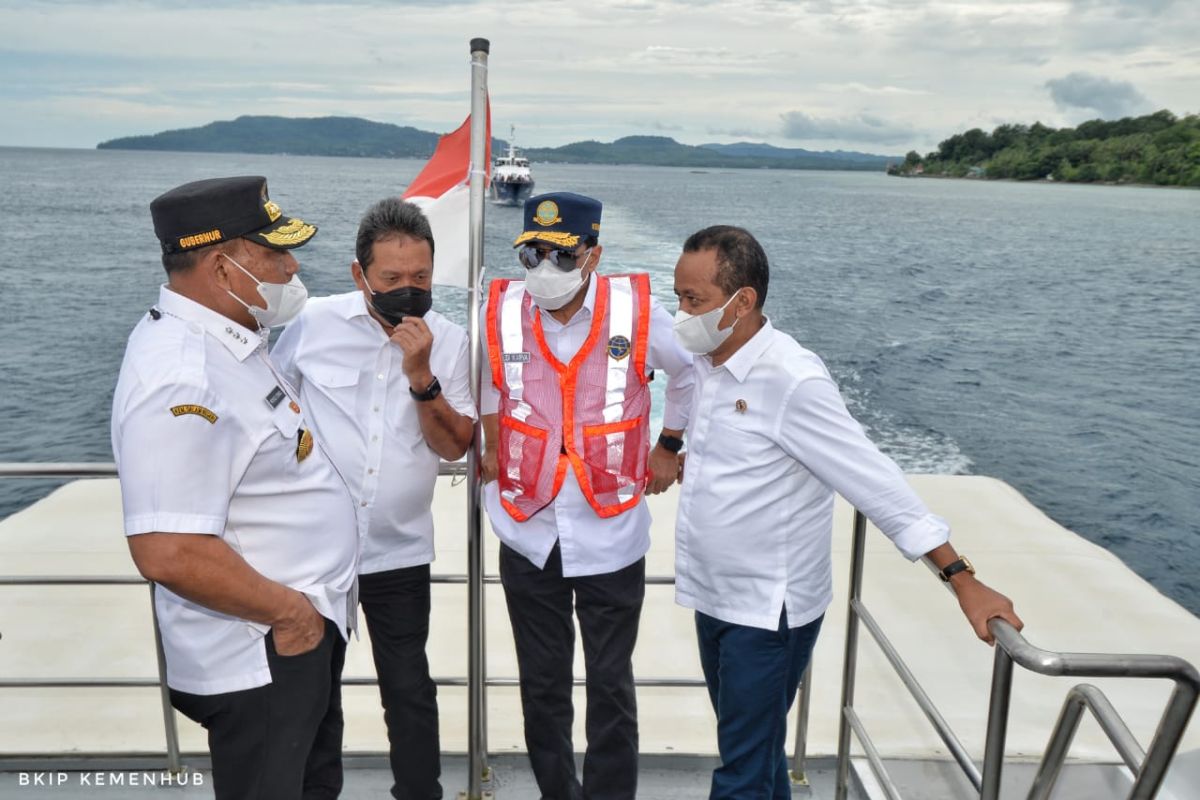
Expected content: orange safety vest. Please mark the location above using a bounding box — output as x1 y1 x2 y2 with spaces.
486 273 652 521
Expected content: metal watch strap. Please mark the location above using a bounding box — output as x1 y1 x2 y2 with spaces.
410 376 442 402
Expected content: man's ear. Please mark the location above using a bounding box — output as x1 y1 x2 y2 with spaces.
206 246 235 290
351 259 366 290
736 287 758 317
585 244 603 275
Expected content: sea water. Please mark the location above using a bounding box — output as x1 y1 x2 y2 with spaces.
1 147 1196 613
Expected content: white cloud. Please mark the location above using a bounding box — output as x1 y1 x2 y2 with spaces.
779 110 919 145
0 0 1197 152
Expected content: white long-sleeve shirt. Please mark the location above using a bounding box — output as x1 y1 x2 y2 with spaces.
675 319 950 631
481 274 696 577
272 292 477 575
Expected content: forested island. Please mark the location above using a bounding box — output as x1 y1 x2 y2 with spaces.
890 110 1200 187
96 115 893 172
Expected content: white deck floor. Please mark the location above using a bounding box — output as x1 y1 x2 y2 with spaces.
1 475 1198 795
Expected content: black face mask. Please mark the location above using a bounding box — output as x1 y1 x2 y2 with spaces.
368 285 432 326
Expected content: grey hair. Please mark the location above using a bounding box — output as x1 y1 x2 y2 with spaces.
356 198 436 270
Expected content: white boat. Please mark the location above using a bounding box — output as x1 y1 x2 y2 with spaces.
490 126 535 206
1 468 1198 799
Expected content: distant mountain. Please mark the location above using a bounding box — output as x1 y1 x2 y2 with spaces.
524 135 892 171
701 141 893 165
97 115 501 159
98 116 894 171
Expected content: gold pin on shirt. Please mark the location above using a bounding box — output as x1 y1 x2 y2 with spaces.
735 399 748 413
296 429 314 462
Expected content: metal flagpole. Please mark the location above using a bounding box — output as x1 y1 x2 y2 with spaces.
464 36 491 800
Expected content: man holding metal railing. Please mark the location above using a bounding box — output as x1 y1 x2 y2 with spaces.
668 225 1025 800
479 192 695 800
112 176 358 799
272 197 476 800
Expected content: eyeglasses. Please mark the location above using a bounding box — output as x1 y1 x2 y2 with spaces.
518 244 589 271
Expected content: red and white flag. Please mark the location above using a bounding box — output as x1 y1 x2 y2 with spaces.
402 107 491 289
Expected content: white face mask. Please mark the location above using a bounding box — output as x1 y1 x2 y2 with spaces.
223 253 308 328
524 251 592 311
673 290 742 355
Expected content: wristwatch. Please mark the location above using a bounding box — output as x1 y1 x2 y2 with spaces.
939 556 975 582
409 376 442 402
657 433 684 454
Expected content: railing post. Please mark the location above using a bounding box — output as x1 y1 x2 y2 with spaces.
980 645 1014 800
1128 678 1200 800
834 509 868 800
789 660 813 785
148 584 182 774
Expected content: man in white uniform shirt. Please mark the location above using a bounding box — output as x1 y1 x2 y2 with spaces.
480 192 695 800
669 225 1024 799
272 198 475 800
112 176 359 799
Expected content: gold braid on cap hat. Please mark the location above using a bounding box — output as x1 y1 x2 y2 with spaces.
514 230 581 248
261 218 315 246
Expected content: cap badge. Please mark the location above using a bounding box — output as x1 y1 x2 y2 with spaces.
607 335 631 361
534 200 561 227
264 201 282 222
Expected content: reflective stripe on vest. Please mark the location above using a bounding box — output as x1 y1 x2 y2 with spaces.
487 274 652 521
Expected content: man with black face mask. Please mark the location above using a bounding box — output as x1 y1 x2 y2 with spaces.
272 197 475 800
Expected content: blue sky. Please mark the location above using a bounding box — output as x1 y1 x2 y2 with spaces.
1 0 1197 153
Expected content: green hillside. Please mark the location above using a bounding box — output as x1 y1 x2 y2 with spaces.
891 110 1200 186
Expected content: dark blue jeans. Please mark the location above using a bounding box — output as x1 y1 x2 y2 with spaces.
696 609 824 800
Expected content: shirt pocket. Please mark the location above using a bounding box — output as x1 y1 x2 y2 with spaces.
310 365 360 390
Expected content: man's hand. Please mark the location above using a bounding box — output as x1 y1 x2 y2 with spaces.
390 316 435 386
271 590 325 656
481 445 499 484
953 577 1023 645
646 443 682 495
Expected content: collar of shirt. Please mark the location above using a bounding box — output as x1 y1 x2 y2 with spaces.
530 272 598 330
337 289 375 321
702 316 775 383
157 285 265 362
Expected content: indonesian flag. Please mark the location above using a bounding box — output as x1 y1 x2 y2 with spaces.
402 107 491 289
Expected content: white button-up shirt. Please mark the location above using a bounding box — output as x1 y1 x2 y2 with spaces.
111 286 359 695
481 275 695 577
271 292 477 575
675 319 950 631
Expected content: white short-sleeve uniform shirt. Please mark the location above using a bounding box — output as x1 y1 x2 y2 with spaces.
111 286 359 696
271 291 477 575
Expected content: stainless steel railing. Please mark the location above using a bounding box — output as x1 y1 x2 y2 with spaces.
833 508 1200 800
0 463 814 783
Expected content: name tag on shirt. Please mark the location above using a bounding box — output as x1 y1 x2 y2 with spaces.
265 386 286 409
503 352 532 363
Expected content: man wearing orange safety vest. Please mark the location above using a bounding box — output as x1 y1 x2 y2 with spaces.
480 192 695 800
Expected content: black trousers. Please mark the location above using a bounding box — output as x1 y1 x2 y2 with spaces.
169 617 346 800
359 564 442 800
500 542 646 800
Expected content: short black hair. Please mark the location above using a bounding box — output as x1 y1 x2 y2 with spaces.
356 198 435 271
161 241 225 276
682 225 769 309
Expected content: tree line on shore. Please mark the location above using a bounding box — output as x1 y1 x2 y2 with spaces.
890 110 1200 186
